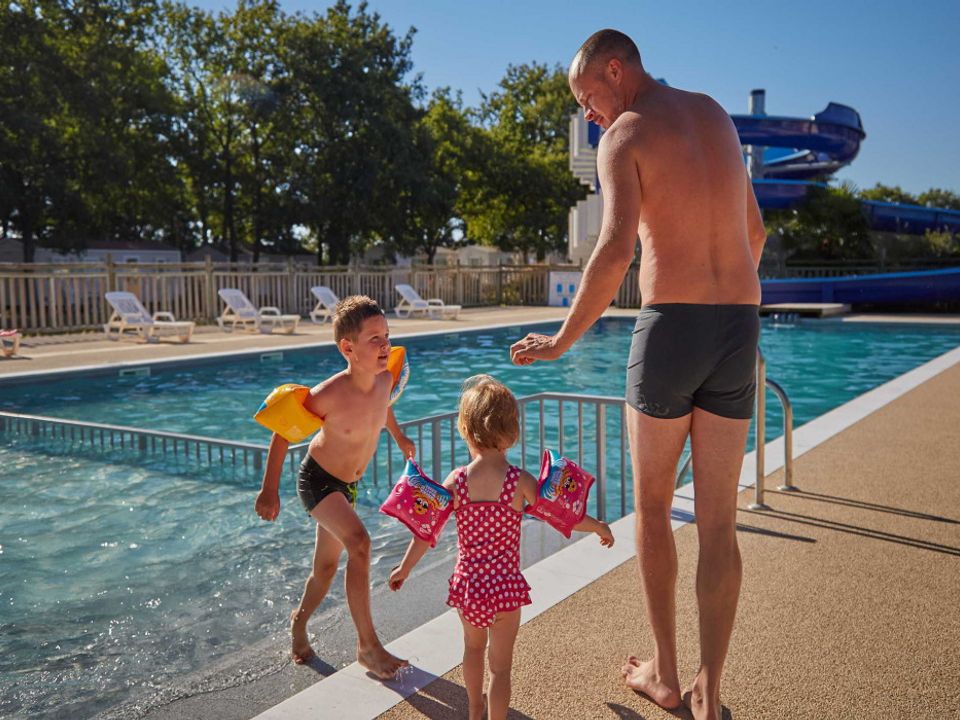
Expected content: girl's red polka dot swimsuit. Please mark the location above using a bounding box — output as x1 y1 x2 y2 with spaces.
446 465 532 628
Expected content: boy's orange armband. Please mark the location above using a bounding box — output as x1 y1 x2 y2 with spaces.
253 346 410 443
254 384 323 443
387 346 410 406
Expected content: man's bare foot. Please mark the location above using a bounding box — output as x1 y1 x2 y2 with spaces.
290 610 315 665
682 676 722 720
357 643 408 680
621 656 681 709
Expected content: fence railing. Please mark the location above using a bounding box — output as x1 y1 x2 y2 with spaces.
0 411 279 483
2 373 793 522
0 391 637 523
0 260 592 333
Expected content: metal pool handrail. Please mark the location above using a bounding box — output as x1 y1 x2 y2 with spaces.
749 347 796 510
2 369 793 516
380 392 628 521
0 410 282 479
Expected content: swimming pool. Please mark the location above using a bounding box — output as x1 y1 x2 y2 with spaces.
2 317 959 718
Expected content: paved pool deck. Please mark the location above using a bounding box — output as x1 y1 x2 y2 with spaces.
376 356 960 720
0 307 587 378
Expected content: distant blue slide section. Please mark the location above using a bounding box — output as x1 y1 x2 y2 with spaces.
761 268 960 305
729 103 960 234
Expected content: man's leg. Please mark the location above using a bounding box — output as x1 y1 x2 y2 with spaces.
686 407 750 720
291 522 344 663
310 493 407 679
622 405 691 709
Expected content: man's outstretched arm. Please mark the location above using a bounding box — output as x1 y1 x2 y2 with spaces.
512 123 642 363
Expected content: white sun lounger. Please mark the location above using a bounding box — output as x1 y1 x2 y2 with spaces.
103 292 195 343
0 329 21 357
309 286 339 324
394 283 461 319
217 288 300 334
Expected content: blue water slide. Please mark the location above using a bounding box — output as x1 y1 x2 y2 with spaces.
761 267 960 305
730 103 959 233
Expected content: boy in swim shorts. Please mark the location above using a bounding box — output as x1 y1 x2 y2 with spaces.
255 295 415 677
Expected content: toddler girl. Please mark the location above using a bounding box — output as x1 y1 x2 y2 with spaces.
390 374 613 720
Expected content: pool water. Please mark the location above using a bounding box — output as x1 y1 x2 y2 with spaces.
2 317 959 718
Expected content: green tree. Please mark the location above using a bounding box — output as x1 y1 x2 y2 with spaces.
859 183 917 205
917 188 960 210
465 63 586 261
390 89 485 264
1 0 183 261
162 2 259 261
285 1 421 265
766 182 873 260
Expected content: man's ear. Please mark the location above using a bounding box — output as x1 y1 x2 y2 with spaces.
338 337 353 357
607 57 622 82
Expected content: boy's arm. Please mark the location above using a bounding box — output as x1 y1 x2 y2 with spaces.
389 537 431 590
255 433 289 521
386 406 416 459
573 513 615 547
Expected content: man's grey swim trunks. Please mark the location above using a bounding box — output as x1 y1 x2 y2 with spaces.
626 304 760 420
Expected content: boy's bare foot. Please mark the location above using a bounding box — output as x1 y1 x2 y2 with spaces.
290 610 315 665
357 643 408 680
683 674 722 720
621 656 681 709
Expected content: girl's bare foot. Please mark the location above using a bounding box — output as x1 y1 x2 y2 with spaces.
467 692 486 720
290 610 315 664
621 655 681 709
683 673 722 720
357 642 408 680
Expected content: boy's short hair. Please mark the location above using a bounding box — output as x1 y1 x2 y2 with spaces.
457 375 520 451
333 295 385 343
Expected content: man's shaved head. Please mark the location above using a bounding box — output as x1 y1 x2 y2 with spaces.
570 29 642 79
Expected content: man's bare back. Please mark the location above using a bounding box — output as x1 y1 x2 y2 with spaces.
599 83 763 306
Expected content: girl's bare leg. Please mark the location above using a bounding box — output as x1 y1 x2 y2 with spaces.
486 609 521 720
458 612 488 720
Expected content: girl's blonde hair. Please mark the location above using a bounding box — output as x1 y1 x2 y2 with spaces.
457 375 520 451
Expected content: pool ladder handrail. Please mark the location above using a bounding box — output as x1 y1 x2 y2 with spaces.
749 347 796 510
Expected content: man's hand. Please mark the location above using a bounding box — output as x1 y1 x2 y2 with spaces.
389 565 408 591
395 434 416 460
255 489 280 521
510 333 563 366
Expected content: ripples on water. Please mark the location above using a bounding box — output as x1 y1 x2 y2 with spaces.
1 318 959 717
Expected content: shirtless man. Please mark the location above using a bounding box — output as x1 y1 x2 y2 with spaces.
510 29 765 720
255 295 415 678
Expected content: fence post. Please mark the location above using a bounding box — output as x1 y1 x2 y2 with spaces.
596 403 607 521
105 255 116 293
497 263 503 305
749 350 769 510
205 255 216 322
286 257 296 314
456 260 463 306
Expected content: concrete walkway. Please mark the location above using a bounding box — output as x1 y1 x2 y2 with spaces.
380 363 960 720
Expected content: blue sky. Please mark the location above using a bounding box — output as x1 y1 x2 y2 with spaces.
195 0 959 196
